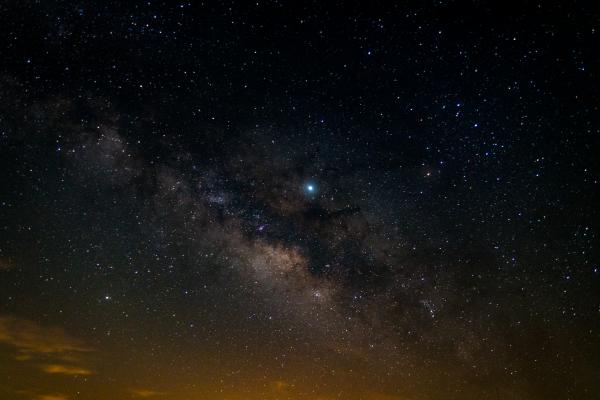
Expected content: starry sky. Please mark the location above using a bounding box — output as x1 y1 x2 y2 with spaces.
0 1 599 400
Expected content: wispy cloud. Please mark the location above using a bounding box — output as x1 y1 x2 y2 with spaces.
271 380 290 391
17 391 70 400
41 364 94 376
130 389 164 397
35 395 69 400
366 393 412 400
0 315 92 357
0 315 93 377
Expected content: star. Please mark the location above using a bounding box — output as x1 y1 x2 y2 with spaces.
304 182 317 195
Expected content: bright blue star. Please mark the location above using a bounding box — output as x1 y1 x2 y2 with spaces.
304 182 317 195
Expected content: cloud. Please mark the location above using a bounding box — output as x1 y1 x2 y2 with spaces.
0 315 93 357
130 388 164 397
271 380 290 391
35 395 69 400
365 393 412 400
41 364 94 376
0 315 93 377
16 391 70 400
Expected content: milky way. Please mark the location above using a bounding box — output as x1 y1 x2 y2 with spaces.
1 2 599 400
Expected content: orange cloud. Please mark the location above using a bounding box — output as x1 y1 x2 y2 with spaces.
366 393 411 400
0 315 93 357
0 315 94 379
41 364 94 376
35 395 69 400
130 389 164 397
16 389 69 400
272 380 290 391
14 353 33 361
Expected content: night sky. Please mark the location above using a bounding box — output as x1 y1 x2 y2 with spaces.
1 1 599 400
